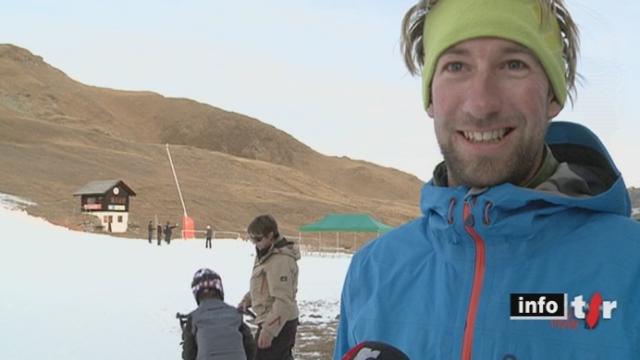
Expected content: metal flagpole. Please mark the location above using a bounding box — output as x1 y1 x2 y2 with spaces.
166 144 188 217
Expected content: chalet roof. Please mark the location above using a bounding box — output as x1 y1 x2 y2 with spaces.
73 180 136 196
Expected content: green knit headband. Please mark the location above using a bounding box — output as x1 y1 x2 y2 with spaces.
421 0 566 109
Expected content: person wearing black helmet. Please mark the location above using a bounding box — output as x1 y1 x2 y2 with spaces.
181 268 256 360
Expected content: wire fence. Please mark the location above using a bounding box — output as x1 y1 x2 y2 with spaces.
175 229 365 257
290 231 385 256
180 229 243 240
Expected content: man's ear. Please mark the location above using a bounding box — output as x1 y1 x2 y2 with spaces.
426 103 434 118
547 97 562 120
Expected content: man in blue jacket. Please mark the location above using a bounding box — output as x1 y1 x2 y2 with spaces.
334 0 640 359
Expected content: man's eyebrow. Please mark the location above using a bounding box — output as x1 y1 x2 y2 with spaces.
440 47 470 57
440 44 537 57
501 45 536 57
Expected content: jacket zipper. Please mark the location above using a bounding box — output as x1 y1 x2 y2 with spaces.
461 200 486 360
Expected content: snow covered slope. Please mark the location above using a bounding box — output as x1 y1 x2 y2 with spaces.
0 194 349 359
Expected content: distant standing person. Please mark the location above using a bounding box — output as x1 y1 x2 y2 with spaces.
164 221 178 244
147 221 154 244
157 223 163 246
238 214 300 360
205 225 213 249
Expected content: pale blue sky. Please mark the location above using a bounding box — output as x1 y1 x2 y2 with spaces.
1 1 639 186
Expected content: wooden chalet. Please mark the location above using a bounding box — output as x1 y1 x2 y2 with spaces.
73 180 136 233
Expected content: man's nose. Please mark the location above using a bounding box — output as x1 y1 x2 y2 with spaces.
461 71 502 120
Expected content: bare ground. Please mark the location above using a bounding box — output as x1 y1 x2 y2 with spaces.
295 320 338 359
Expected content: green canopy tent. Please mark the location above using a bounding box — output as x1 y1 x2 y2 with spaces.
298 213 393 253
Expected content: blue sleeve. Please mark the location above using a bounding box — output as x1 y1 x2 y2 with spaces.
333 258 358 359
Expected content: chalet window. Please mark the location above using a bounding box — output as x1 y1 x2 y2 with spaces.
87 197 96 204
117 216 123 223
111 196 126 205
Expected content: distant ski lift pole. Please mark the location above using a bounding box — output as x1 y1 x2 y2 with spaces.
166 144 195 239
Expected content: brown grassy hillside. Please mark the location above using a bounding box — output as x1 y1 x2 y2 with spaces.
0 44 423 239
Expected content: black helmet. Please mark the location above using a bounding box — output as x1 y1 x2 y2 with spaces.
191 268 224 304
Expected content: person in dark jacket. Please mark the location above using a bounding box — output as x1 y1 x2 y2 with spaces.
205 225 213 249
181 268 256 360
164 221 178 244
157 224 163 246
147 221 154 244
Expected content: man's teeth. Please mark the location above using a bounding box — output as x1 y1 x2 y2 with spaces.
463 129 508 143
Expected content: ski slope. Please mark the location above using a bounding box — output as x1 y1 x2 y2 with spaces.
0 194 350 359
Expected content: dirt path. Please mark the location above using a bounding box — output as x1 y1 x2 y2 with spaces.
295 320 338 359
